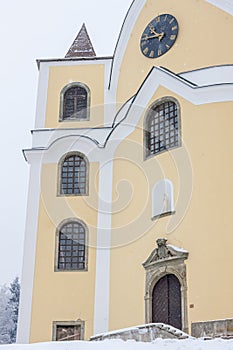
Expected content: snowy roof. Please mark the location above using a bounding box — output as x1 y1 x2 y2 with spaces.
65 23 96 58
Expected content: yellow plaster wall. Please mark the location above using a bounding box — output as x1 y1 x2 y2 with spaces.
29 0 233 340
45 64 105 129
117 0 233 102
30 162 99 342
109 87 233 331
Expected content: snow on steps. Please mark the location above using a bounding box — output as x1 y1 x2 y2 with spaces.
90 323 191 341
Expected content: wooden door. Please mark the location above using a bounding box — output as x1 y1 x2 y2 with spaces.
152 274 182 330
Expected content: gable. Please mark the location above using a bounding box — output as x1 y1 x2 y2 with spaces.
110 0 233 103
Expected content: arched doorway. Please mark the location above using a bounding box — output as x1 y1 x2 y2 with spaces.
152 274 182 330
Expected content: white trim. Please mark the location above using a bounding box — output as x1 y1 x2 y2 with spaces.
17 160 42 343
112 65 233 138
25 65 233 164
39 58 112 68
35 63 49 129
109 0 146 95
179 65 233 86
205 0 233 14
31 128 111 149
104 61 116 127
25 136 106 164
93 157 114 335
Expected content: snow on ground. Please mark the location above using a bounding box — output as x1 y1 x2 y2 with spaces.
1 339 233 350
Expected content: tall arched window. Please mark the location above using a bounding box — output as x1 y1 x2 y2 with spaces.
60 153 88 196
56 220 88 271
60 83 90 121
145 98 181 158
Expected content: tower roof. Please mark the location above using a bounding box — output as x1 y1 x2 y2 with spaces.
65 23 96 58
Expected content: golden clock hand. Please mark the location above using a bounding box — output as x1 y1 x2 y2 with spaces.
148 23 164 41
142 32 164 41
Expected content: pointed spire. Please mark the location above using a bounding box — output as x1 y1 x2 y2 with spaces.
65 23 96 58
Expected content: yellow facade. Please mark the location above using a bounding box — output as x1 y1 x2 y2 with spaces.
18 0 233 344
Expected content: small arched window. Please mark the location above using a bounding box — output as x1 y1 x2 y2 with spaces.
56 220 88 271
60 153 88 195
60 83 90 121
152 179 175 219
145 98 181 158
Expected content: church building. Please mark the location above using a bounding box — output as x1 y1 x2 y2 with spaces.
17 0 233 343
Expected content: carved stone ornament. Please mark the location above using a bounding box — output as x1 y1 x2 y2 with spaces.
143 238 188 268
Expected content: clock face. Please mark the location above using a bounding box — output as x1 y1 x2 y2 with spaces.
140 14 179 58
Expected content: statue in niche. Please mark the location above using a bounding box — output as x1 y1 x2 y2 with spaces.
163 193 168 213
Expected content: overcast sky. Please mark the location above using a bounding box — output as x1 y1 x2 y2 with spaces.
0 0 132 285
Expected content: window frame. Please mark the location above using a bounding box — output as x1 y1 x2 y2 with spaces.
59 82 90 122
54 218 88 272
57 151 89 197
144 97 181 160
52 320 85 341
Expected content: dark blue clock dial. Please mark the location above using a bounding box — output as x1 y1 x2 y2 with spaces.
140 14 179 58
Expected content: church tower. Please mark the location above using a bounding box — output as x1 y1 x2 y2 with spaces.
17 0 233 343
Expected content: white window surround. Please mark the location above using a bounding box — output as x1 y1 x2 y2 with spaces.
152 179 175 220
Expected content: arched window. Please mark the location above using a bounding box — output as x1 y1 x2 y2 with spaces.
60 83 90 121
152 179 175 219
56 220 88 271
60 153 88 195
145 98 181 158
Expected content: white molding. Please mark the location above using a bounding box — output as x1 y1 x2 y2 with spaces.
39 58 112 68
17 160 42 343
179 65 233 86
109 0 146 95
205 0 233 15
93 156 114 335
31 128 111 149
106 66 233 146
26 65 233 164
35 63 50 129
25 136 105 164
104 61 116 127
